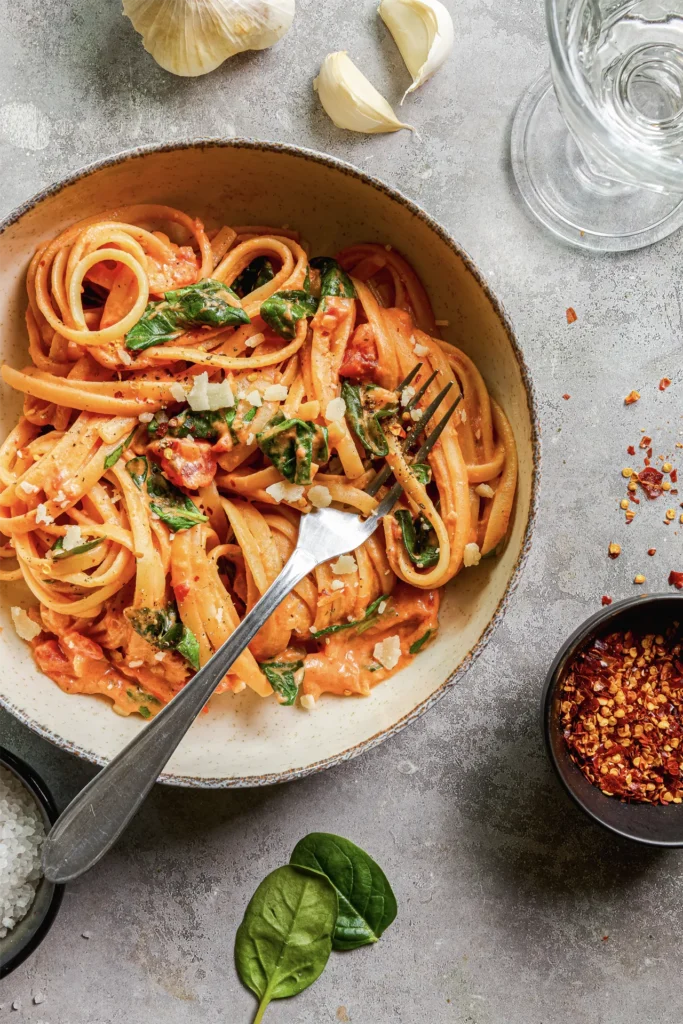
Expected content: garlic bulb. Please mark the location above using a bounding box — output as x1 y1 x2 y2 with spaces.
313 52 413 135
378 0 454 102
123 0 296 77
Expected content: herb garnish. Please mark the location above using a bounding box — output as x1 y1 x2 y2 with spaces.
51 536 103 560
260 290 318 340
341 380 398 458
309 594 390 639
125 278 250 351
257 414 328 486
409 628 435 654
259 659 304 706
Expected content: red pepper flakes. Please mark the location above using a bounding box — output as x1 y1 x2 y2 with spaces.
560 627 683 804
627 445 636 456
640 436 652 449
602 936 609 942
638 467 664 499
659 377 672 391
669 571 683 590
562 393 571 400
624 390 641 405
672 469 678 483
648 548 657 556
566 307 577 324
601 596 613 606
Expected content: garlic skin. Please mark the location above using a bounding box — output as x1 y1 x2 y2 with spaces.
313 52 413 135
378 0 454 102
123 0 296 77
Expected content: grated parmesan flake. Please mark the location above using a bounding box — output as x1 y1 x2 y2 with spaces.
263 384 289 402
325 397 346 422
245 332 265 348
331 554 356 575
400 386 415 407
265 481 305 504
18 480 39 495
170 382 189 402
373 635 401 671
378 600 387 615
330 579 345 591
300 694 316 710
413 342 430 357
186 373 209 411
308 485 332 508
11 607 42 641
62 524 84 551
138 412 154 423
246 390 263 408
463 542 482 567
474 483 495 499
206 379 235 410
410 408 422 421
35 504 53 526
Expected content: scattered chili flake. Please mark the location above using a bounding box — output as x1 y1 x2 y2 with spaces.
566 307 577 324
648 548 657 556
638 467 664 499
669 571 683 590
627 445 636 456
608 543 621 559
601 596 613 606
560 626 683 804
562 393 571 400
640 436 652 449
624 390 641 405
659 377 672 391
602 936 609 942
634 574 646 584
672 469 678 483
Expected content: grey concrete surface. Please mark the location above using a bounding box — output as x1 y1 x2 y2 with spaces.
2 0 683 1021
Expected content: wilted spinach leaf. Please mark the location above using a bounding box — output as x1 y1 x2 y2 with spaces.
257 414 328 486
235 865 337 1023
310 594 389 639
232 256 275 298
290 833 397 951
126 603 201 670
260 290 318 340
310 256 355 299
126 278 250 351
411 462 432 486
148 407 234 443
125 456 149 489
104 426 137 470
51 536 103 560
146 462 208 531
409 628 435 654
260 659 304 706
341 381 398 458
394 510 439 569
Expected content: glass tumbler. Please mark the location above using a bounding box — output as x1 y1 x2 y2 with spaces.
512 0 683 251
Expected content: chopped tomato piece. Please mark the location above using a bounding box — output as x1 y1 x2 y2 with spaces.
339 323 380 383
174 582 191 603
148 437 217 490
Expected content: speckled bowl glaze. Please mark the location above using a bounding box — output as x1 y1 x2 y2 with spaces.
0 139 540 787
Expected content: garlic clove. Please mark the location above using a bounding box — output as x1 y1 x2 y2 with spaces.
123 0 296 78
378 0 454 102
313 51 414 134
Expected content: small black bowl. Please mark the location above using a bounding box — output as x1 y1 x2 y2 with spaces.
0 747 63 978
543 593 683 846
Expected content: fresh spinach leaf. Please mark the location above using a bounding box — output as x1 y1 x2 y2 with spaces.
126 278 250 351
232 256 275 298
257 414 328 486
290 833 397 951
146 462 208 531
310 595 389 639
411 462 432 486
235 865 337 1024
104 426 138 470
394 510 439 569
341 381 398 458
125 456 149 490
260 659 304 706
260 290 318 341
139 705 151 719
148 407 234 443
310 257 355 299
126 603 201 670
409 628 435 654
51 536 103 560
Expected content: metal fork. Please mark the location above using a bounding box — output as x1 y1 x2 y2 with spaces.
41 366 459 883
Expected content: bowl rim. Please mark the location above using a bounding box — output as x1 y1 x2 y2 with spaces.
541 592 683 847
0 136 542 788
0 746 64 978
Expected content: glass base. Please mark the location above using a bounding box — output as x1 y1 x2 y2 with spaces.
511 71 683 252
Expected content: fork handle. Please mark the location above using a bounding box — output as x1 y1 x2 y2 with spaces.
42 547 317 884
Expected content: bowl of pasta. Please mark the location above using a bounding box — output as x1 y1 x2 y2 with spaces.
0 140 539 786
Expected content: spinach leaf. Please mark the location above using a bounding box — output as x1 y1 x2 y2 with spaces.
411 462 432 486
146 462 208 531
125 686 161 720
394 510 439 569
310 257 356 299
257 414 328 486
104 426 137 470
290 833 397 951
409 628 435 654
125 456 148 490
232 256 275 298
341 381 398 458
51 536 103 560
260 659 304 706
126 278 250 351
243 406 257 424
310 595 390 639
260 290 318 341
235 865 337 1024
126 603 201 671
148 407 234 443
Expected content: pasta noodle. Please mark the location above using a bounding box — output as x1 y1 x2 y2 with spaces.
0 205 517 716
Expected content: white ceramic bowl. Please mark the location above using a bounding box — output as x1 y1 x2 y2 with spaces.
0 140 539 787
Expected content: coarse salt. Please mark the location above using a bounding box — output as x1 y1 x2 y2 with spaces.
246 390 262 408
18 480 39 494
373 635 401 670
331 554 356 575
0 765 45 939
35 504 53 526
474 483 495 499
11 607 42 641
263 384 289 402
463 542 481 567
325 397 346 422
308 485 332 508
265 481 305 504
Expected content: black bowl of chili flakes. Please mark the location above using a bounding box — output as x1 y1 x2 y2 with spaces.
543 593 683 846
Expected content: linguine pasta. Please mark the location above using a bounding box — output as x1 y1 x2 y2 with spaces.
0 205 517 716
